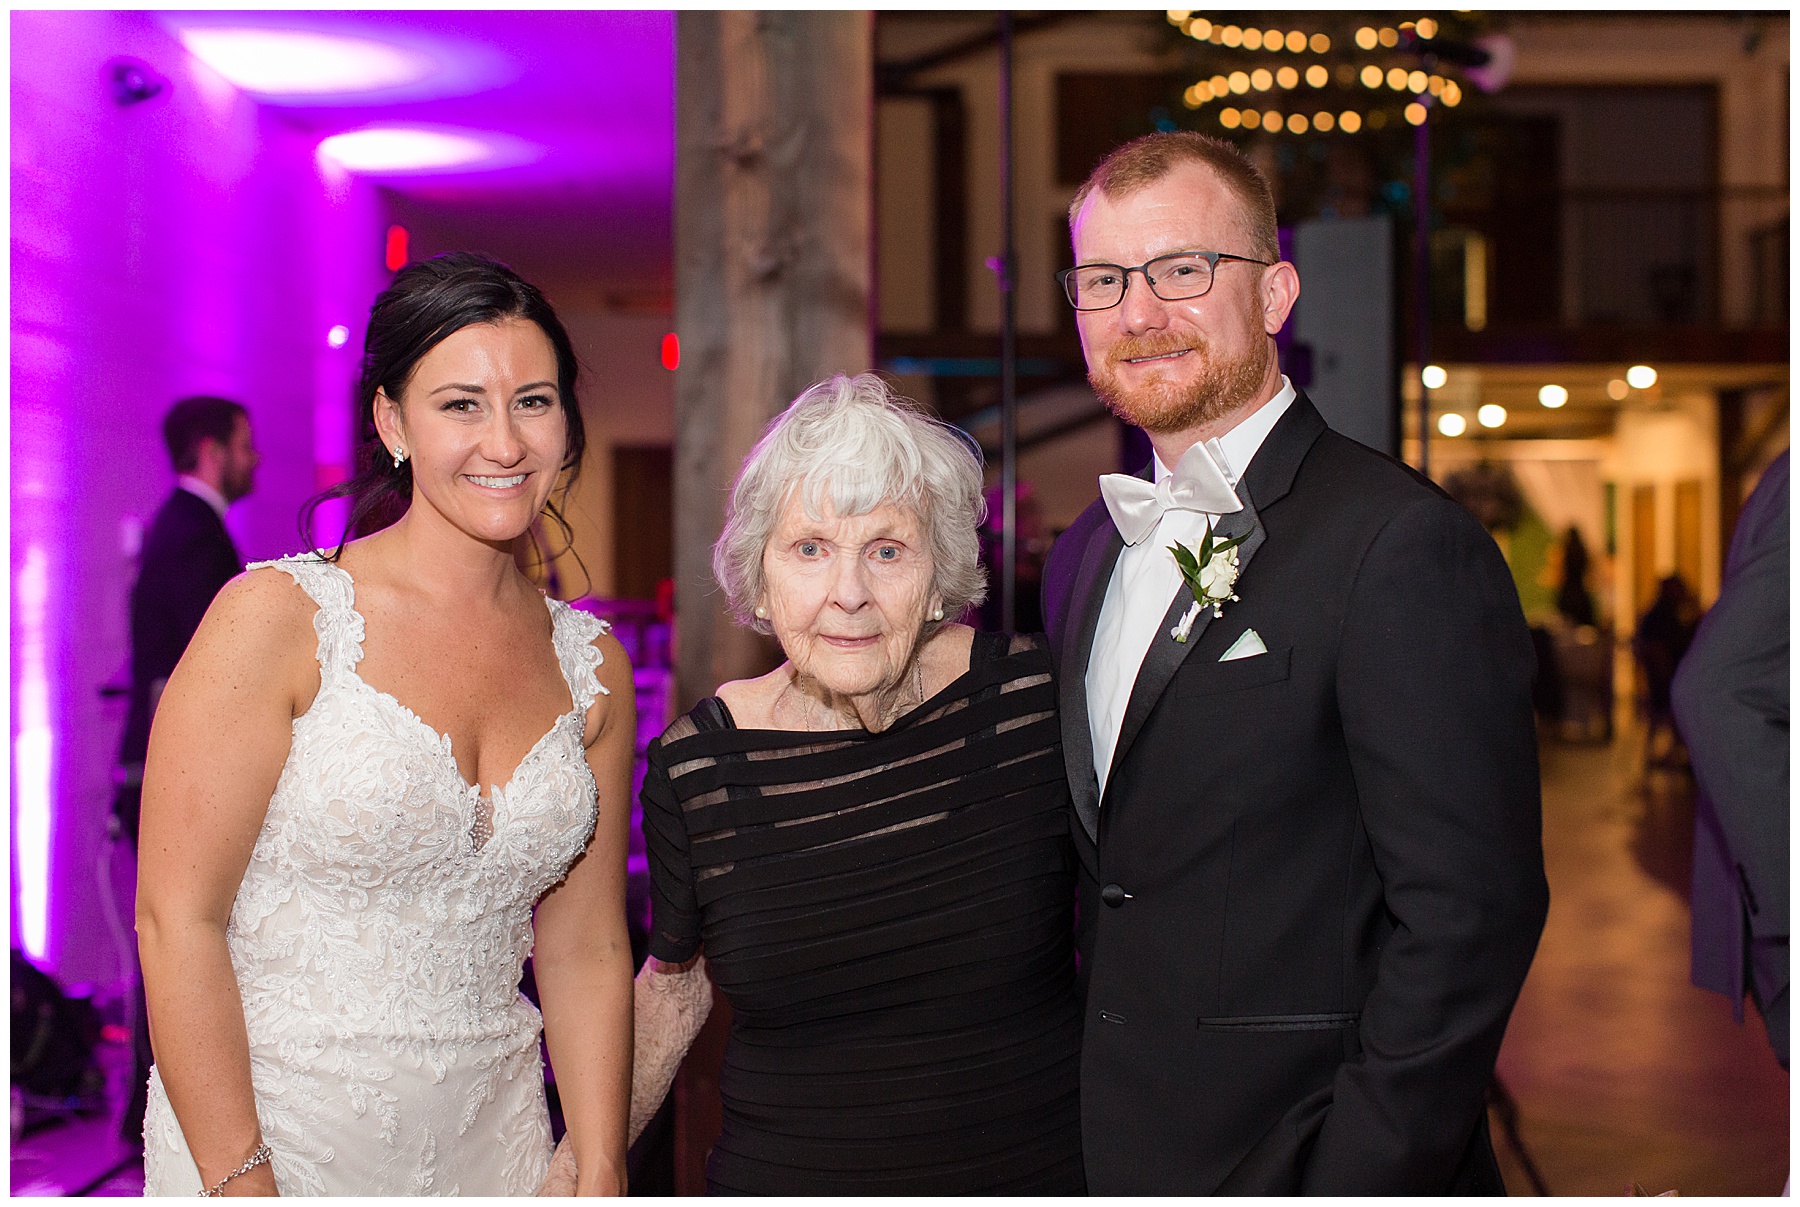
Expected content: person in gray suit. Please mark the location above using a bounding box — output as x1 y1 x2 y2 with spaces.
1673 449 1788 1067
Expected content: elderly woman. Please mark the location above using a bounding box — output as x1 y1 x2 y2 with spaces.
556 373 1083 1193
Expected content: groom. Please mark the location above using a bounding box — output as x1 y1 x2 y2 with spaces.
1042 132 1549 1194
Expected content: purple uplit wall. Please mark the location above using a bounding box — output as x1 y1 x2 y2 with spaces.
10 11 382 980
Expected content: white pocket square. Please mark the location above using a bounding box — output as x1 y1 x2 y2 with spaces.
1219 628 1267 661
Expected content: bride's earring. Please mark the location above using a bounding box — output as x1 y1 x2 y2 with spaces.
392 447 406 468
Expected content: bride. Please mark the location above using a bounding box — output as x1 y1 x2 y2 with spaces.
135 253 634 1195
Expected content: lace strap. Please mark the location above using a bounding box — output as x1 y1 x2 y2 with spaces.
245 555 365 677
547 598 612 714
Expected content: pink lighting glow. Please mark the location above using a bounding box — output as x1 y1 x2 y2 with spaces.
175 28 437 97
15 545 55 961
319 126 538 175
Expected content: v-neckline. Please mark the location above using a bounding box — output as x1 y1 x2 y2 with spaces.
325 562 580 803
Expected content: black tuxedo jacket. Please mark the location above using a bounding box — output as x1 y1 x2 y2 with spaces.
1042 393 1548 1194
117 488 241 799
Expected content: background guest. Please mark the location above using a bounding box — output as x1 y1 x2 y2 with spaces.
1674 451 1788 1071
113 395 258 1143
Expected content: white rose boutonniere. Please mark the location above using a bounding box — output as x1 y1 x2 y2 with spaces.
1167 525 1248 643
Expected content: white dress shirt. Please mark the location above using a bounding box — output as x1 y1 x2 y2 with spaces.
1085 378 1296 796
176 473 230 521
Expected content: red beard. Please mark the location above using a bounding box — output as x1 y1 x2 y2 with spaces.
1088 328 1272 435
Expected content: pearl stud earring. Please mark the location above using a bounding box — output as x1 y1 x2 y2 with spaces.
754 604 769 619
931 606 944 621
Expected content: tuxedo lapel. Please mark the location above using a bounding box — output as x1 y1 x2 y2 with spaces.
1103 485 1266 796
1061 514 1125 844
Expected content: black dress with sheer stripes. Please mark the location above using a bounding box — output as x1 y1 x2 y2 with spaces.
641 630 1085 1195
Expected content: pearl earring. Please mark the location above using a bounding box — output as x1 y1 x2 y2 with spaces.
931 606 944 621
754 604 769 619
392 447 406 468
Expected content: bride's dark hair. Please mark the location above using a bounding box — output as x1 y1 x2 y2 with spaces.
300 252 588 568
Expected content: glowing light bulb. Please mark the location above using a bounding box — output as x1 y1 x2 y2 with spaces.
1251 68 1274 91
1287 113 1308 134
1313 110 1335 132
1627 364 1658 389
1229 71 1251 94
1478 404 1508 428
1243 27 1264 50
327 324 350 349
1421 364 1448 389
1387 67 1409 91
1417 17 1440 38
1355 26 1378 49
1339 110 1363 133
1310 33 1331 53
1438 412 1467 437
1538 384 1569 408
1306 64 1329 87
1408 70 1429 93
1276 66 1299 89
1606 378 1629 400
1362 65 1384 88
1405 102 1428 126
1442 80 1463 107
1220 108 1242 130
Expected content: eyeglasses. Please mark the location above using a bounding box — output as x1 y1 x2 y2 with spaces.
1057 250 1271 311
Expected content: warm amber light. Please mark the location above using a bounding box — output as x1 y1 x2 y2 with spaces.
1478 404 1508 429
1416 17 1439 38
1442 80 1463 107
1538 385 1569 409
1183 85 1204 109
1361 64 1383 88
1606 378 1629 400
1276 66 1299 89
1379 27 1399 47
1428 74 1445 96
1166 9 1191 24
1287 112 1308 134
1306 64 1328 87
1188 18 1213 40
1310 32 1331 53
1286 30 1307 52
1355 26 1378 49
1627 364 1658 389
1387 67 1408 91
1263 110 1285 132
1438 412 1467 437
1221 24 1243 47
1339 110 1362 133
1210 74 1230 96
1228 71 1251 94
1219 108 1242 130
1239 108 1260 128
1408 70 1429 93
1251 68 1274 91
1405 102 1427 125
1313 110 1335 132
1243 27 1264 50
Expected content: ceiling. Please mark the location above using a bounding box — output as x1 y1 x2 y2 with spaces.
157 10 675 297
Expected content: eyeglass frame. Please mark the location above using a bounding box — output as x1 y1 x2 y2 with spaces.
1056 249 1273 312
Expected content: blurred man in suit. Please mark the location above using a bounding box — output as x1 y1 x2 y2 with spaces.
116 395 257 1139
1675 450 1788 1069
1041 131 1548 1194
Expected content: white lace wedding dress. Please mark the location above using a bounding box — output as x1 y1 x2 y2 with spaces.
143 555 609 1196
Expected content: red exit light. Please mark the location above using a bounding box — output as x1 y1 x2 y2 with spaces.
385 225 409 272
660 332 680 371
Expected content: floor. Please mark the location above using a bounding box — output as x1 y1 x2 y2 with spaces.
11 729 1787 1197
1489 731 1790 1196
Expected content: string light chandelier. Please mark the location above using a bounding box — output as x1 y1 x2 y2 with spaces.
1166 13 1466 136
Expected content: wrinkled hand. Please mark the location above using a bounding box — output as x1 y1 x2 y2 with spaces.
536 1135 578 1196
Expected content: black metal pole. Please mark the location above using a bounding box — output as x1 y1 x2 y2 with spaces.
1413 94 1433 477
998 12 1018 629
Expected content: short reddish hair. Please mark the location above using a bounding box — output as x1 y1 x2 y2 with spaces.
1069 131 1279 263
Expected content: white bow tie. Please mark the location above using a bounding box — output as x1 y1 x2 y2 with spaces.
1098 439 1243 546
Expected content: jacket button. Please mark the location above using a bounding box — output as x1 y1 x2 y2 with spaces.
1101 883 1130 908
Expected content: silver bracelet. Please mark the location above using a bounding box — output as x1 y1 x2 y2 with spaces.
199 1143 274 1197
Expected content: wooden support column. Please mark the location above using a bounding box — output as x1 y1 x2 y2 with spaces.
669 11 872 1194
